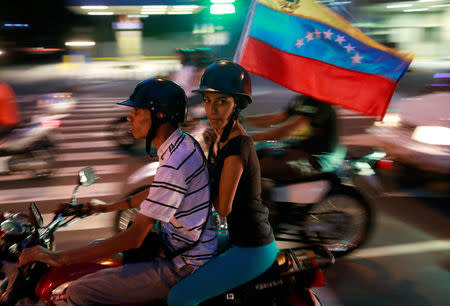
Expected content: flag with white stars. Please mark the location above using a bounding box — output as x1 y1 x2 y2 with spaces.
234 0 413 118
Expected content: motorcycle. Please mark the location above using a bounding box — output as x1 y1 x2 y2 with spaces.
117 138 389 258
0 92 76 178
0 167 334 305
0 115 60 177
257 141 391 257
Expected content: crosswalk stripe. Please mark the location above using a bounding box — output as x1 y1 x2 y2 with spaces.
57 140 118 150
59 124 112 132
61 113 126 120
55 152 127 162
0 182 122 205
26 108 125 114
0 164 126 182
55 132 109 141
62 118 117 125
42 211 116 231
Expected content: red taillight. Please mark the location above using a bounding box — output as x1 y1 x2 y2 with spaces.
41 119 61 129
376 159 393 170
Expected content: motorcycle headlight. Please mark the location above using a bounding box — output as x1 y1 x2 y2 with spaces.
411 126 450 146
1 220 25 236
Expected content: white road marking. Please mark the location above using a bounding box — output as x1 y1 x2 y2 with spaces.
0 164 126 182
55 132 109 140
0 182 122 204
59 124 111 132
348 240 450 259
55 152 126 162
42 211 117 231
63 118 116 125
58 140 118 150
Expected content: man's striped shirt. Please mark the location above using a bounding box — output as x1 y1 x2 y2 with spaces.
139 128 217 269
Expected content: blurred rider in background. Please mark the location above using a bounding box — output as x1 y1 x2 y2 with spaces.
171 48 215 121
244 95 341 182
0 81 20 138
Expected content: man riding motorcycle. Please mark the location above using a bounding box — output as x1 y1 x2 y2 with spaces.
244 95 342 182
18 78 217 305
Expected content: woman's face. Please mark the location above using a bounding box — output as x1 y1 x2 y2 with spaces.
203 92 235 131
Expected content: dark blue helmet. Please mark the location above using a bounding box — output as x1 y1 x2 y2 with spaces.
118 78 187 124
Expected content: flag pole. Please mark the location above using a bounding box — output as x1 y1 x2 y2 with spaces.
233 0 259 63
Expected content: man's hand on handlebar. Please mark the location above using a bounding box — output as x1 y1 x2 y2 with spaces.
86 199 108 214
17 245 62 268
54 200 107 216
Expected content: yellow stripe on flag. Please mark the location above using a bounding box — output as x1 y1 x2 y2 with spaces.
259 0 413 61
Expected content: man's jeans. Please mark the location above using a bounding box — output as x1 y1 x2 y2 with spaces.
67 257 194 305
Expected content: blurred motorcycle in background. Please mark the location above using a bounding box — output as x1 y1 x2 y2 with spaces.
0 93 77 178
256 142 391 257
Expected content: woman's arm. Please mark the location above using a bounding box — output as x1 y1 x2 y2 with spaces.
252 115 309 142
244 112 289 128
214 155 244 217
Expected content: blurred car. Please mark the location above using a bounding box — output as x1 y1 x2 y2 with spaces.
368 92 449 175
36 93 78 116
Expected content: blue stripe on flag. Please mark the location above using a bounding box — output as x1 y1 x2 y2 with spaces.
249 4 409 81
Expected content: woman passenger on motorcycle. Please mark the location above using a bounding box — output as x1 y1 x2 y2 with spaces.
168 61 277 306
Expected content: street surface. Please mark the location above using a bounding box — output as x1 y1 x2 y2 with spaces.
0 64 448 305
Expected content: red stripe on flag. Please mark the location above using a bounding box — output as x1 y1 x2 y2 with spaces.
240 37 397 118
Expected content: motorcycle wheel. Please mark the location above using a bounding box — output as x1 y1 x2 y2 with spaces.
30 148 55 178
305 185 373 257
8 147 55 178
108 116 136 150
115 185 150 233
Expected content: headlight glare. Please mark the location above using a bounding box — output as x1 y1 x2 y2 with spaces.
411 126 450 145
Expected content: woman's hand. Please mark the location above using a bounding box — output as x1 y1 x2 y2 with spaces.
17 246 62 268
203 128 219 147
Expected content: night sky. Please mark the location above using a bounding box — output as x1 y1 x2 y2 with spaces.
0 1 91 47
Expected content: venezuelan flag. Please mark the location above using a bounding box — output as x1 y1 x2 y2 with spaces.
234 0 414 118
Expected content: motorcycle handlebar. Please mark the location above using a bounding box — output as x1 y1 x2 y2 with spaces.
55 203 92 218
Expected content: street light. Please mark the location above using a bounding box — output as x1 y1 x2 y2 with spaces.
210 4 236 14
210 0 236 15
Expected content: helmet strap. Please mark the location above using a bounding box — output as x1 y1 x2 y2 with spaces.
145 113 170 155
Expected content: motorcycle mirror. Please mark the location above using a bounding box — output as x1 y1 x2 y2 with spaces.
78 167 98 186
28 202 43 228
